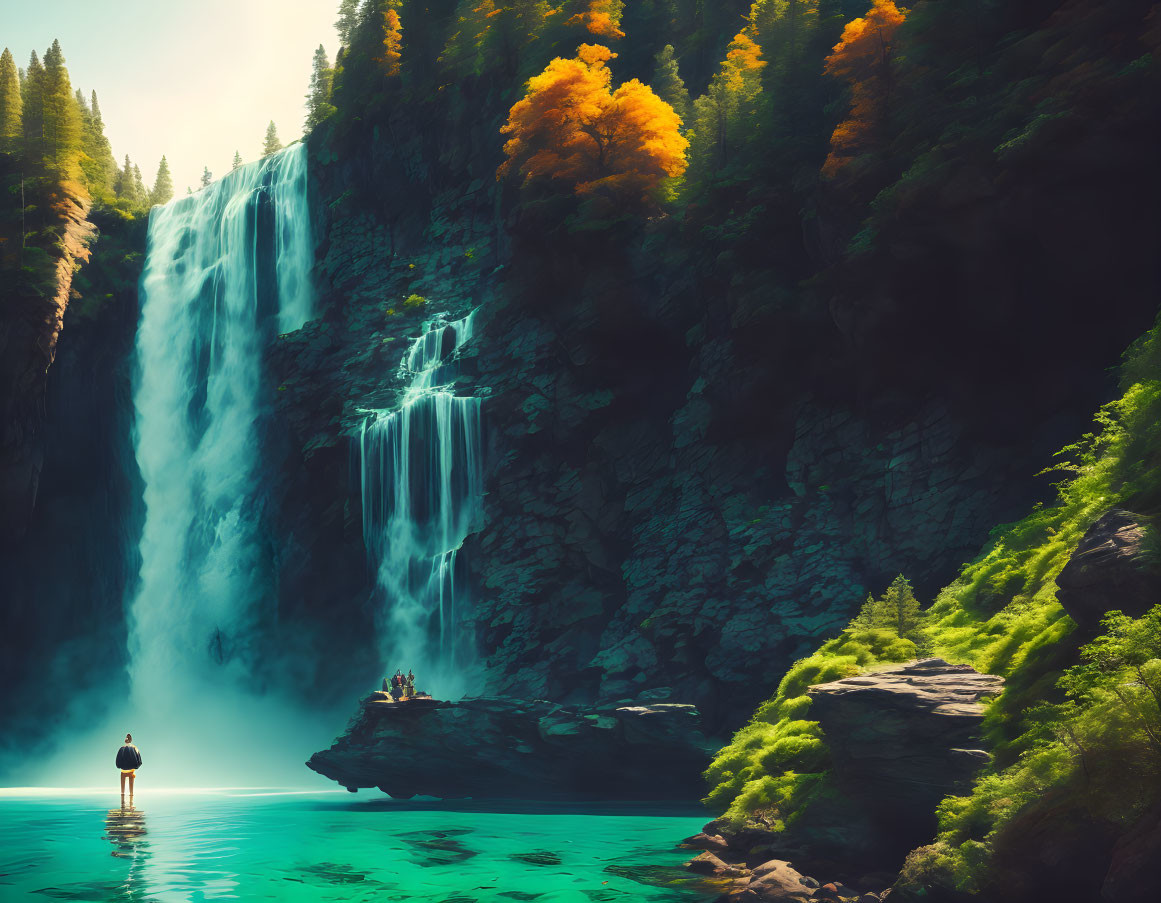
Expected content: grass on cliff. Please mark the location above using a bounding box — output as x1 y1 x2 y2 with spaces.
703 625 918 826
705 317 1161 859
900 604 1161 896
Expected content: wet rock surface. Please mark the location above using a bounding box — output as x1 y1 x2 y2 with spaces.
1055 509 1161 629
307 694 715 800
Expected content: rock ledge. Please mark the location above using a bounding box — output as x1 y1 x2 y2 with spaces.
307 694 714 800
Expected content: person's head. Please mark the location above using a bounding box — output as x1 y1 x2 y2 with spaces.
125 733 132 744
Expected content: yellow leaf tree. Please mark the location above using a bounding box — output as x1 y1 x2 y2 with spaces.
822 0 907 177
498 43 688 208
381 6 403 76
566 0 625 40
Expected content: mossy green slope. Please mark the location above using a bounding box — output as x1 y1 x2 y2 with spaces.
705 316 1161 890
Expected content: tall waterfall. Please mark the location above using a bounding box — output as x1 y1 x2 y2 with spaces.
359 313 483 698
121 144 317 781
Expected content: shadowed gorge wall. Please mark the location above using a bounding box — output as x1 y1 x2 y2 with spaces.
1 0 1158 771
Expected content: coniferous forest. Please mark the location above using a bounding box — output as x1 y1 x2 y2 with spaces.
1 2 1159 902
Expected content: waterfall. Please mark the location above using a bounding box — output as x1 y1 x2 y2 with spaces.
359 313 483 698
128 143 313 707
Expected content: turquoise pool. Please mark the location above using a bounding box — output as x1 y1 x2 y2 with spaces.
0 791 717 902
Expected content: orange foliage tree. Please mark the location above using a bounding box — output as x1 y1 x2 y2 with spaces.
822 0 906 177
379 4 403 76
498 43 688 208
566 0 625 40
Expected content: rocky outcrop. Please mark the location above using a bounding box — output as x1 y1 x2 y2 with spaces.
799 659 1002 864
307 694 715 800
807 659 1003 811
1055 509 1161 629
687 660 1002 896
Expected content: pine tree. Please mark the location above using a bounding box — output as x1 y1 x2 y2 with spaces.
40 40 82 178
115 154 138 202
0 48 22 154
651 45 690 124
151 155 174 205
880 574 922 639
22 51 45 163
336 0 361 46
200 166 213 188
87 92 117 190
133 163 146 201
232 150 243 170
305 44 336 133
851 592 878 628
262 120 282 156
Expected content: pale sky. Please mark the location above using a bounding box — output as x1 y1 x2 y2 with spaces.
3 0 339 194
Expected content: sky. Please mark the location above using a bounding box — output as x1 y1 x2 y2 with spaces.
3 0 339 194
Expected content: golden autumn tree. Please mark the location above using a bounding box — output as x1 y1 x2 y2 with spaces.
566 0 625 40
381 5 403 76
822 0 906 177
498 43 688 208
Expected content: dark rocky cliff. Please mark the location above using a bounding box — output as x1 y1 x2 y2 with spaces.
0 208 145 751
0 190 95 541
271 85 1156 735
3 0 1158 763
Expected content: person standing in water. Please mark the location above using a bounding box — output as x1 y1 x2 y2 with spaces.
116 734 142 800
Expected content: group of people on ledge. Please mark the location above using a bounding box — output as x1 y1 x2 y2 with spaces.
382 669 428 701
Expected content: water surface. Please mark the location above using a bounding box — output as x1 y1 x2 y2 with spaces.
0 791 714 902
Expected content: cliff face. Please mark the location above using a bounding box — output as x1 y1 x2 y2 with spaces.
0 189 95 541
0 207 145 748
2 2 1157 762
267 97 1154 733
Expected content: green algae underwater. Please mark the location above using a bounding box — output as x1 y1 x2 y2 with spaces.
0 791 717 902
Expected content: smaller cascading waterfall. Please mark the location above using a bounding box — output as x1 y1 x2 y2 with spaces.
128 143 312 724
359 312 483 698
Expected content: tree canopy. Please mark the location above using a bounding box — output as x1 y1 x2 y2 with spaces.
0 48 21 154
822 0 907 177
306 44 336 133
498 43 688 210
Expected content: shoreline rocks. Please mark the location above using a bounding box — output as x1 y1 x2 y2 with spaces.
307 694 716 800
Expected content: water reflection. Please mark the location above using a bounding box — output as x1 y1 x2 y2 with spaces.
105 804 148 857
104 804 150 898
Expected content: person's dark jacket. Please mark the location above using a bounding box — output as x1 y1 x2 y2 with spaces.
116 745 142 770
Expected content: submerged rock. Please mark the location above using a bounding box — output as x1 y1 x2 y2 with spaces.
1055 509 1161 629
306 695 714 799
